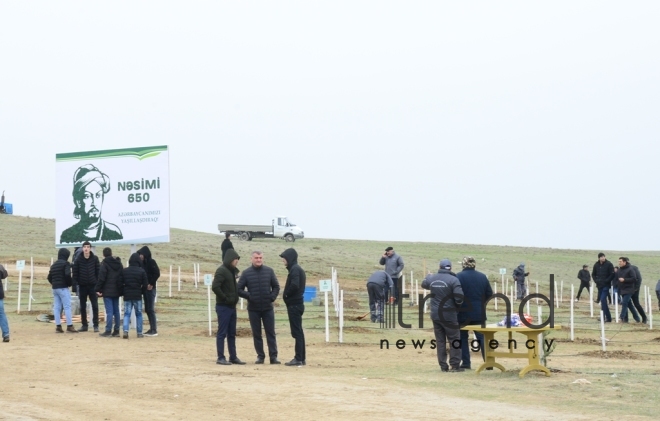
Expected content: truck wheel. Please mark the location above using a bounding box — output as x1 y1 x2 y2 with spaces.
285 234 295 242
240 232 250 241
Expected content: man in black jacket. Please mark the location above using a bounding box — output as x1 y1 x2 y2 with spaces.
122 253 148 339
138 246 160 336
238 251 281 364
221 233 234 260
73 241 100 332
48 248 78 333
616 257 640 323
212 249 245 365
629 261 648 324
575 265 591 301
592 253 614 322
96 247 123 337
280 248 306 366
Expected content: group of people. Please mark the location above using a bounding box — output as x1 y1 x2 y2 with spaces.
367 248 492 372
211 247 307 367
46 241 160 338
588 253 655 324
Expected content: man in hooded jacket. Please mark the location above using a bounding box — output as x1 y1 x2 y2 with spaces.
280 248 307 366
138 246 160 336
212 249 245 365
72 241 100 332
48 248 78 333
513 263 529 300
122 253 148 339
96 247 123 337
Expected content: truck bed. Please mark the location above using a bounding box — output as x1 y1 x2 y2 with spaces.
217 224 272 233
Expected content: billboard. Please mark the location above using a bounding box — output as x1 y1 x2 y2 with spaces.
55 146 170 247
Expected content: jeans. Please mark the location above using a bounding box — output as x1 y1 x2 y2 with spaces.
631 289 647 322
367 283 385 322
78 285 99 327
620 294 640 322
53 288 72 326
143 287 157 333
599 287 611 322
216 304 237 360
248 309 278 359
103 297 121 333
123 300 143 334
460 327 485 368
0 299 9 338
287 303 306 362
433 320 461 370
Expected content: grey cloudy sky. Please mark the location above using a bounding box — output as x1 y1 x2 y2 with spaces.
1 1 658 250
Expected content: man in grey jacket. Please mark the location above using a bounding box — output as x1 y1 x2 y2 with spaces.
422 259 465 373
366 270 393 323
379 247 404 304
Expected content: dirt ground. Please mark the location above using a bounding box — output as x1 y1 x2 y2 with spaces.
1 267 659 421
1 315 594 421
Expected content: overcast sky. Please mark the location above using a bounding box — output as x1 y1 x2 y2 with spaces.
1 1 658 250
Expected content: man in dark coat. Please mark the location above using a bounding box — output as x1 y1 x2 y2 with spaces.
212 249 245 365
138 246 160 336
456 256 492 369
48 248 78 333
95 247 123 337
366 271 393 323
221 233 234 260
238 251 281 364
629 261 647 324
513 263 529 299
280 248 307 366
616 257 640 323
72 241 100 332
122 253 148 339
592 253 615 322
422 259 465 373
575 265 591 301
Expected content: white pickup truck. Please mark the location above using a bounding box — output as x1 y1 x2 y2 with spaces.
218 216 305 242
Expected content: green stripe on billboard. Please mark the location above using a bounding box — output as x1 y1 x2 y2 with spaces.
56 145 168 162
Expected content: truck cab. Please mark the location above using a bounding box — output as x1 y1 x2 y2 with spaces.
273 216 304 241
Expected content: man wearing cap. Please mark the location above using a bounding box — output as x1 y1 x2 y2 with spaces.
379 247 404 304
575 265 591 302
592 253 614 322
422 259 465 373
456 257 492 370
513 263 529 300
366 270 393 323
60 164 123 244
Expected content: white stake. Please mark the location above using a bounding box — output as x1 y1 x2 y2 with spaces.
240 297 243 310
415 279 419 306
28 257 34 311
600 311 606 351
494 283 498 310
17 270 23 313
207 282 212 337
410 275 413 305
169 265 172 298
644 286 648 314
614 293 619 323
590 283 594 317
536 282 539 305
339 289 344 343
649 293 653 330
178 266 181 292
554 281 559 308
537 305 542 325
402 274 405 295
324 290 329 342
560 281 564 304
570 284 574 341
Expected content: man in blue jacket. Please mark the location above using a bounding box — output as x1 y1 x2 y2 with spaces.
456 256 492 370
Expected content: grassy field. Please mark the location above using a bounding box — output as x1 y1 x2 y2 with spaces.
1 215 659 420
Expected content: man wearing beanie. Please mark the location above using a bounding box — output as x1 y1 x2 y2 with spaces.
379 247 404 305
422 259 464 372
456 256 492 369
